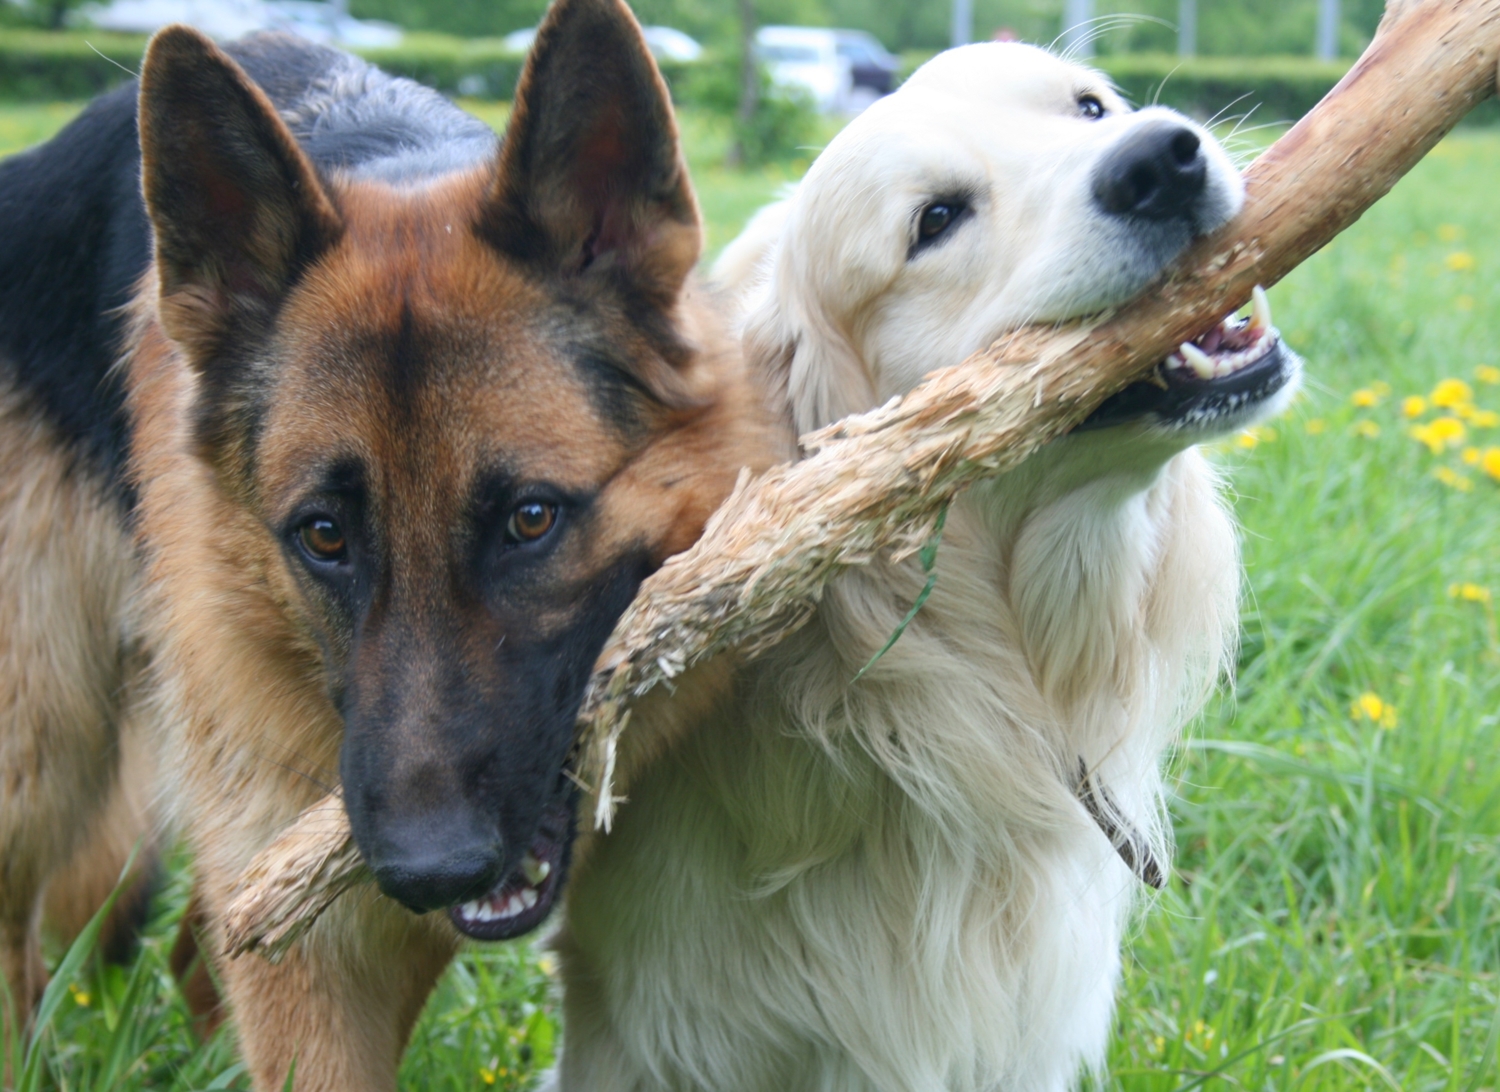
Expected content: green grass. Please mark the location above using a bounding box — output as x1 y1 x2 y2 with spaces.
5 106 1500 1090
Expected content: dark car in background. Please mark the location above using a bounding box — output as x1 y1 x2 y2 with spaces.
835 29 900 96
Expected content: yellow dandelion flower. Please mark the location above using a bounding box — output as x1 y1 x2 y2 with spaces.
1433 378 1475 407
537 955 557 976
68 985 90 1007
1431 416 1467 444
1438 223 1464 242
1355 420 1381 439
1352 388 1380 407
1454 401 1478 420
1351 692 1398 729
1483 447 1500 480
1236 425 1277 449
1476 364 1500 384
1435 466 1474 491
1471 409 1499 428
1305 418 1326 435
1449 583 1493 603
1464 446 1482 465
480 1068 496 1085
1402 395 1427 417
1445 251 1477 271
1154 1035 1166 1055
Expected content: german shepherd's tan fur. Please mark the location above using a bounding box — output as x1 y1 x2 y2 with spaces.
0 0 787 1085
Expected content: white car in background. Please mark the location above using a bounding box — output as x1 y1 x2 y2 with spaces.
755 25 849 113
502 24 700 62
78 0 401 44
755 26 898 114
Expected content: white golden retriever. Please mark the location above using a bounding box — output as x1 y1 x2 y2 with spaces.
551 42 1300 1092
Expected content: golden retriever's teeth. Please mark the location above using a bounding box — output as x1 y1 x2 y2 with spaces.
521 853 550 885
1249 285 1271 335
1179 342 1216 379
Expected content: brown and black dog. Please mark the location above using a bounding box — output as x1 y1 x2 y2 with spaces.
0 0 787 1084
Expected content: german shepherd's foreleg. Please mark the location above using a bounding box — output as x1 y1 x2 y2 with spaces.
41 672 159 966
201 874 456 1092
0 392 138 1052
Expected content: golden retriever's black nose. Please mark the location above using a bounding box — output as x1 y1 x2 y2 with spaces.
1093 121 1207 221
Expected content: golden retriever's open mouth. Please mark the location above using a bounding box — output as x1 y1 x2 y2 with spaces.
447 800 570 941
1079 286 1298 433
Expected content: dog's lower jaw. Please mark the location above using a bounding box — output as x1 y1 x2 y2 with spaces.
554 451 1239 1092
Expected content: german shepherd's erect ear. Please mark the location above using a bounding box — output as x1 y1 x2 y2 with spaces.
139 26 342 358
481 0 700 313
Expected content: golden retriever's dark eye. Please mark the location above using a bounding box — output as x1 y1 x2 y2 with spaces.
1078 94 1105 120
298 517 347 563
505 502 557 544
918 203 959 241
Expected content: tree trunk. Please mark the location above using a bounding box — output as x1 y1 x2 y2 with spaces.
729 0 758 167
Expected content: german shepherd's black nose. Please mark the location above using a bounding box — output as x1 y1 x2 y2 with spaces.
363 811 506 913
1093 121 1207 221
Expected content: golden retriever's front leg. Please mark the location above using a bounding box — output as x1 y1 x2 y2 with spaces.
207 880 457 1092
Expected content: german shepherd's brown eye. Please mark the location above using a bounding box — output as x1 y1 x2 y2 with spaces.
298 517 347 562
918 203 958 241
505 502 557 544
1078 94 1105 120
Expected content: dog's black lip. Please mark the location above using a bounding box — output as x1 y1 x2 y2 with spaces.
1077 330 1292 432
446 797 573 941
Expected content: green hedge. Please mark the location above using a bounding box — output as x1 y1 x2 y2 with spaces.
0 31 148 100
899 49 1500 128
5 32 1499 128
0 28 700 102
1098 53 1350 124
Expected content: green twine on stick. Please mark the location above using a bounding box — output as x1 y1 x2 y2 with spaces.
850 504 948 685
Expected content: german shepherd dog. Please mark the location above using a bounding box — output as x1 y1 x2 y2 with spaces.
0 0 785 1084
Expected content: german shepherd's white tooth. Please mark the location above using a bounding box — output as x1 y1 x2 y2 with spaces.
1250 285 1271 334
1179 342 1217 379
459 900 481 920
521 853 550 885
520 887 538 909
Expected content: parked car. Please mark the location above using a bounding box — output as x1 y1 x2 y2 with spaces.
79 0 401 44
755 26 897 114
755 25 848 113
834 29 899 96
265 1 401 47
80 0 270 39
503 24 700 62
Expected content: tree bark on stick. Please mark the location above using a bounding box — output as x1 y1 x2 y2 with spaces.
222 0 1500 963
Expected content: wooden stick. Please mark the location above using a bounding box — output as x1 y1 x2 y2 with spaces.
222 0 1500 961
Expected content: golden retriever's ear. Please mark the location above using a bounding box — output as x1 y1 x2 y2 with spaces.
480 0 699 306
744 281 877 438
139 25 341 359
